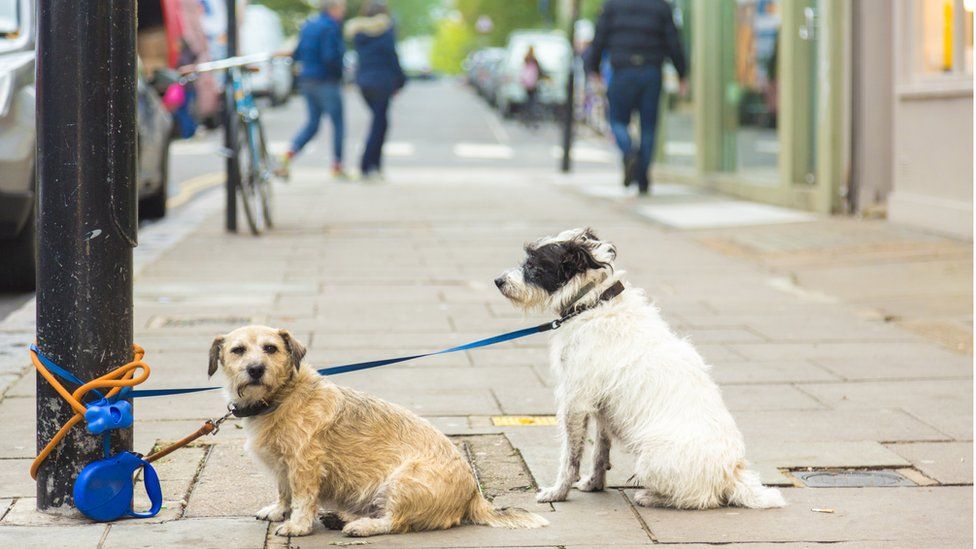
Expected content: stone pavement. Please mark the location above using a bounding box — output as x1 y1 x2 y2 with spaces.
0 166 972 548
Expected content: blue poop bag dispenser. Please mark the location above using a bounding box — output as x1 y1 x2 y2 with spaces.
73 451 162 521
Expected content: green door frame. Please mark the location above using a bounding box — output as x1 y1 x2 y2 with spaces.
673 0 849 213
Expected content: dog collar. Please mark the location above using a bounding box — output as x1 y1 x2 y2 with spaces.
228 400 278 418
559 281 625 321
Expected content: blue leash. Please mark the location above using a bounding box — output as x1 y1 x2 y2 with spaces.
32 319 561 399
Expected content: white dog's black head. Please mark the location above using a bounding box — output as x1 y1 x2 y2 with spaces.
495 228 616 313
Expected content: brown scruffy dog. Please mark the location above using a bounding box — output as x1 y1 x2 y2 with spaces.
208 325 548 538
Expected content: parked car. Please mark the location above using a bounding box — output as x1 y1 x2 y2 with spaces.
240 4 292 106
0 0 173 291
468 47 505 102
398 36 434 80
495 31 571 117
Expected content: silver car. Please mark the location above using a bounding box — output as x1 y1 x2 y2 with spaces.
0 0 173 290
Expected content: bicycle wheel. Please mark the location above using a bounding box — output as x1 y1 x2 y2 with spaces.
236 119 264 235
253 118 274 229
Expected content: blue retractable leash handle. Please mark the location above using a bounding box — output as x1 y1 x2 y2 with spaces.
74 452 162 521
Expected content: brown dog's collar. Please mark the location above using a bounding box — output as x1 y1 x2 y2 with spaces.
228 400 278 418
559 280 625 320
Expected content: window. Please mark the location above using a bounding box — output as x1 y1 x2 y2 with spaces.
914 0 973 76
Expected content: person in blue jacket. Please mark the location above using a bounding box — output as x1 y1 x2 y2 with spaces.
345 0 405 181
282 0 348 179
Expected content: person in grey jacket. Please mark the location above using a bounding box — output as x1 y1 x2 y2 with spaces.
586 0 687 194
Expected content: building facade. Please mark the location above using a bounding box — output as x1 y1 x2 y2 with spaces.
641 0 973 238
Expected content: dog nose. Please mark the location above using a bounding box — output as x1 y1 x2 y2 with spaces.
494 276 506 289
246 364 265 380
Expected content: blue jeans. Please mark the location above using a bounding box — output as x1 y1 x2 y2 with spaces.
291 79 344 164
359 85 394 174
607 65 662 188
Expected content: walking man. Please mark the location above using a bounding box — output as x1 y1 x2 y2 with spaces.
585 0 687 195
282 0 348 179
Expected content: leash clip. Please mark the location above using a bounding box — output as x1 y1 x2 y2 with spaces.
550 319 562 330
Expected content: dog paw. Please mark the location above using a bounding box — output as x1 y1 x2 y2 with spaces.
319 511 347 530
256 503 289 522
275 519 314 537
633 489 666 508
575 475 605 492
536 486 569 503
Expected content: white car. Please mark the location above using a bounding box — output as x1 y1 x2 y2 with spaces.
240 5 292 106
495 31 571 117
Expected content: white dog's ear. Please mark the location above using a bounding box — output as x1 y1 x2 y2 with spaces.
208 335 225 377
278 329 307 370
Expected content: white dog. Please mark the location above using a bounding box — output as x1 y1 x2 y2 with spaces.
494 228 785 510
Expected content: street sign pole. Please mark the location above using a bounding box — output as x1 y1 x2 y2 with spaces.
35 0 137 511
560 0 581 173
225 0 239 232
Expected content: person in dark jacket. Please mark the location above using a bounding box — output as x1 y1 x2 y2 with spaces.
585 0 687 194
282 0 348 179
345 1 406 181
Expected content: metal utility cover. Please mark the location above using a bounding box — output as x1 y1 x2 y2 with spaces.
793 469 916 487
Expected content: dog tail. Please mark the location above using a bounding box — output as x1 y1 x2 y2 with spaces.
465 495 549 529
727 462 786 509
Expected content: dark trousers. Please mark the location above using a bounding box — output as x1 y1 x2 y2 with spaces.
607 65 662 189
359 85 394 175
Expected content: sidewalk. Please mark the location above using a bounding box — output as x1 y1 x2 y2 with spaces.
0 166 971 548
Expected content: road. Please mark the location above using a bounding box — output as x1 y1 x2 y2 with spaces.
0 78 618 321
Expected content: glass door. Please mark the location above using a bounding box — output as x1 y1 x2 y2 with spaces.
795 0 820 185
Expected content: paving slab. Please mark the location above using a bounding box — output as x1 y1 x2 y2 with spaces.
720 384 826 411
628 486 972 545
493 385 557 415
184 440 274 518
736 408 949 442
812 356 973 381
293 491 651 547
885 442 973 485
0 524 108 548
710 360 840 384
799 380 973 440
0 459 35 498
103 517 268 549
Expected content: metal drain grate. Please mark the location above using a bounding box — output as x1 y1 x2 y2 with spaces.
792 469 916 488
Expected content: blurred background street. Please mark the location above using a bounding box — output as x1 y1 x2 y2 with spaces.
0 0 972 547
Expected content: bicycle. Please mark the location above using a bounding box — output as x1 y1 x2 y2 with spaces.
179 54 282 235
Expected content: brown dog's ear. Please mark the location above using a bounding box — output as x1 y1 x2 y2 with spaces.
278 330 307 370
208 336 224 377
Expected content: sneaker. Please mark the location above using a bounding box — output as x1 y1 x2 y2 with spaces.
274 153 292 180
361 170 385 183
332 163 348 180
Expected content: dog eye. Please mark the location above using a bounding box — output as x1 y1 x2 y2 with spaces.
263 345 278 354
230 346 246 355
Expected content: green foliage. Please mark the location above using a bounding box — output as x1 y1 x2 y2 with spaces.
455 0 555 46
581 0 604 21
430 16 476 74
250 0 313 36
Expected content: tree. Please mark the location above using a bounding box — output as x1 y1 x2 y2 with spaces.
454 0 555 46
430 14 475 73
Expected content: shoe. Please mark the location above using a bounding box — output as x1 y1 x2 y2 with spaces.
623 152 637 188
274 153 292 180
361 170 385 183
332 163 348 180
637 170 652 196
